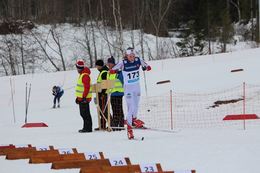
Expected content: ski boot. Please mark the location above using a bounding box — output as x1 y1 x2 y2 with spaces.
133 118 145 128
127 124 134 140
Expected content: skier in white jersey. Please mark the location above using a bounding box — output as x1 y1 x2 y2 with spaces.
110 48 151 139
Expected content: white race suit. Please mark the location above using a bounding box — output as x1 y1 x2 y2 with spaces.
112 57 149 125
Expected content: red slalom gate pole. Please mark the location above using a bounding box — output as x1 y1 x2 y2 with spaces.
243 82 246 130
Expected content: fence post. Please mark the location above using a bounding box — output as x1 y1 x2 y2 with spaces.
170 90 173 130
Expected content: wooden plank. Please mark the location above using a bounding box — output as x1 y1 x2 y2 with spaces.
80 165 140 173
6 146 55 160
51 159 111 169
92 80 115 93
29 149 79 164
80 164 172 173
0 145 15 155
230 68 243 73
30 153 81 164
173 171 196 173
156 163 164 172
156 80 171 85
0 146 34 156
52 157 131 169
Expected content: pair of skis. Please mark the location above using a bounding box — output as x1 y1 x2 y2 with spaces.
111 124 178 140
110 125 144 141
129 126 178 140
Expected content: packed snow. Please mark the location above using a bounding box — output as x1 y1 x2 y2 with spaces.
1 48 260 173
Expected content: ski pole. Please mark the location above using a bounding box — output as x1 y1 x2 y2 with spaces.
25 83 27 123
10 77 16 123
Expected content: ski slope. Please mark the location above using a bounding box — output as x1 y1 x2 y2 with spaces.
1 48 260 173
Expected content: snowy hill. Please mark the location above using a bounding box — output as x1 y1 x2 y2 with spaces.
1 48 260 173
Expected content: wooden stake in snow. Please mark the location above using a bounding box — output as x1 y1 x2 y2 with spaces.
156 80 171 85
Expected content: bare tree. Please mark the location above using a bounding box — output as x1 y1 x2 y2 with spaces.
0 35 21 75
31 30 60 71
0 57 9 76
135 0 146 59
5 39 16 75
49 27 66 71
97 0 113 57
230 0 241 22
148 0 173 59
19 34 26 74
74 22 97 68
88 0 98 65
97 0 124 61
112 0 124 56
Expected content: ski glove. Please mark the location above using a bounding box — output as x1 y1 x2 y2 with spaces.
142 66 147 71
81 98 87 104
146 65 151 71
75 98 80 104
75 98 87 104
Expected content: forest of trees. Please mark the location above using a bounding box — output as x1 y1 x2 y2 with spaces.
0 0 260 76
0 0 259 38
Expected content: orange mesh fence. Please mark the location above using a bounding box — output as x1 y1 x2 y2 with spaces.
138 83 260 129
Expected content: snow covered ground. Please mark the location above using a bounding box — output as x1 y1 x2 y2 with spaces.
1 48 260 173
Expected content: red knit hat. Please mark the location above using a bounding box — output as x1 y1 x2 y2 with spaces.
76 60 85 69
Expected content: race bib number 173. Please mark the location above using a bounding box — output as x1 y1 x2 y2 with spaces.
126 70 139 84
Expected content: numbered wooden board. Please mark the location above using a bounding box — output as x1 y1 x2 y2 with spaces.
84 152 104 160
80 164 167 173
51 157 131 170
81 164 141 173
29 148 78 163
0 144 15 155
51 159 111 169
6 146 55 160
140 163 159 172
1 144 33 156
109 157 128 166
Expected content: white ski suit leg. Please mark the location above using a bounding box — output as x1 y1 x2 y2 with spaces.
125 84 140 125
132 89 140 119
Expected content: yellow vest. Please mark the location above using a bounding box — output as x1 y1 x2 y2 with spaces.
107 73 124 94
75 73 92 99
97 70 108 83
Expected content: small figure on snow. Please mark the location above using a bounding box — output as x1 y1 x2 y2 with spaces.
110 48 151 139
52 85 64 108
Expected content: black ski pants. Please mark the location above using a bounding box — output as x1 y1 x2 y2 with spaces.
79 102 92 131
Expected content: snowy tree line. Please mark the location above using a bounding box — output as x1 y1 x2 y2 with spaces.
0 0 260 76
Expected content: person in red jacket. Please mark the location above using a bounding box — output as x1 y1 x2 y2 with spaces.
75 60 93 133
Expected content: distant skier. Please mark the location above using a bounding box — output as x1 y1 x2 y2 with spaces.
110 48 151 139
52 86 64 108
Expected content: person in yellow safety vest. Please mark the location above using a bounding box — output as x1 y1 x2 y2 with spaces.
75 59 93 133
95 59 109 130
107 56 124 131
